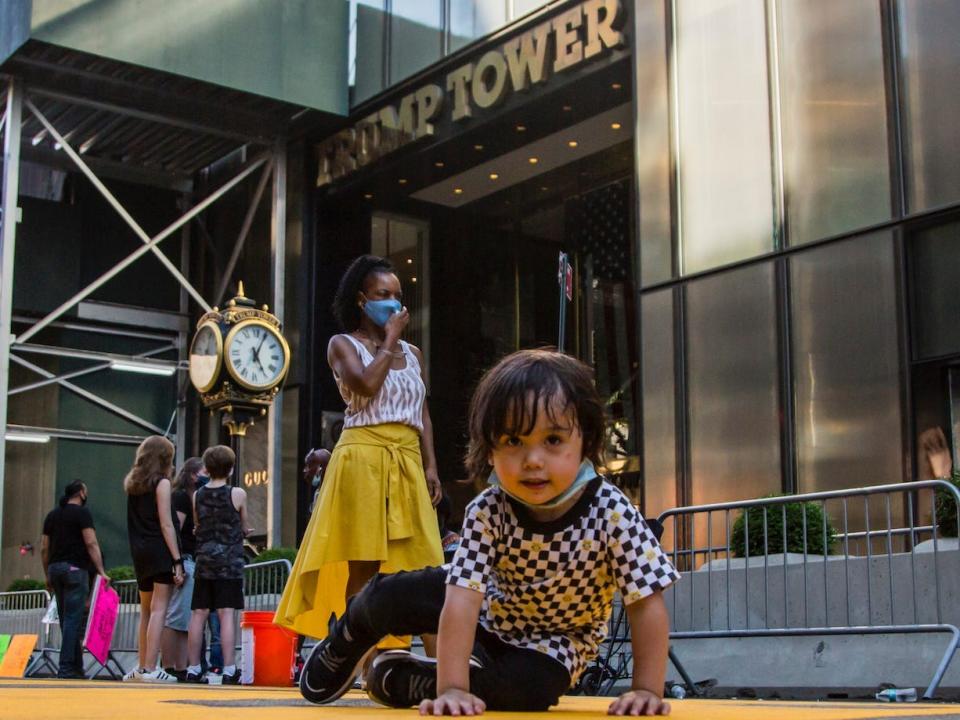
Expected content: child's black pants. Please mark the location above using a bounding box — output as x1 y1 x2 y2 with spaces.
347 566 571 711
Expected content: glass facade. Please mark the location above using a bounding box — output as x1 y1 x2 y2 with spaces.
898 0 960 212
686 263 781 506
349 0 552 104
790 234 902 493
675 0 774 273
315 0 960 549
778 0 891 245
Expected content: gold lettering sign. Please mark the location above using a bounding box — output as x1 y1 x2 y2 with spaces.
244 470 269 487
316 0 625 187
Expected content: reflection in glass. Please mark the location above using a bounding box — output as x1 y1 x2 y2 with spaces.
791 233 901 495
371 215 430 378
450 0 508 52
352 0 387 104
676 0 774 273
390 0 443 86
686 263 780 507
635 0 672 286
641 290 676 536
513 0 551 19
909 221 960 360
898 0 960 212
778 0 890 245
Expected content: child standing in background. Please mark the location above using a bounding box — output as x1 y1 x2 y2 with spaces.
184 445 249 684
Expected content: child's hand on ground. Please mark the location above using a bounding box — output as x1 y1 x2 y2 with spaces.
419 688 486 716
607 689 670 716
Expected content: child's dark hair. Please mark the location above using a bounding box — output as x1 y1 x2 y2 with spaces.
331 255 395 331
203 445 236 480
465 349 604 481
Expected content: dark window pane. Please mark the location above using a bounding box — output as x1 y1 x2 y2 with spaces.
686 263 780 506
790 233 902 492
910 220 960 360
677 0 774 273
450 0 507 52
641 289 676 522
390 1 442 85
898 0 960 212
636 0 672 286
779 0 891 245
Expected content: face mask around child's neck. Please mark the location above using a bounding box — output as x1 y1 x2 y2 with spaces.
487 459 598 511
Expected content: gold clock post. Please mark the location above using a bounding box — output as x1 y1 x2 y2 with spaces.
188 282 291 487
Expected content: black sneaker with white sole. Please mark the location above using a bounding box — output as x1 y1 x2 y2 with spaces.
365 651 440 708
299 613 376 704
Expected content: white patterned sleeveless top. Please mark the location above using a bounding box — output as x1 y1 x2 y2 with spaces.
334 335 425 433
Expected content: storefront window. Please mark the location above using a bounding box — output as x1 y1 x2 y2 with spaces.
898 0 960 213
641 289 676 528
450 0 508 52
778 0 890 245
676 0 774 274
390 1 443 87
686 263 780 506
790 233 901 494
909 220 960 360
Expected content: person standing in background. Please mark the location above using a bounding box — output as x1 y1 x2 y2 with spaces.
123 435 184 683
41 480 109 679
161 457 204 680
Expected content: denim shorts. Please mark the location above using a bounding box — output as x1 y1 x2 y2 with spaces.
163 556 196 632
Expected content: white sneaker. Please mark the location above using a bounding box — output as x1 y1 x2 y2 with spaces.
140 667 178 684
121 668 143 683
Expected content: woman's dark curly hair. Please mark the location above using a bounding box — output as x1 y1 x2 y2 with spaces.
331 255 395 331
465 349 605 482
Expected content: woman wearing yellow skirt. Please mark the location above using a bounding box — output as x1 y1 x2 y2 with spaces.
275 255 443 641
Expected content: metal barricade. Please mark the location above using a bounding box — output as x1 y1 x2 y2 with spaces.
578 480 960 698
6 558 294 679
0 589 58 675
661 480 960 698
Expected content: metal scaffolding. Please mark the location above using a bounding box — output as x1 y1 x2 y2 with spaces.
0 48 302 568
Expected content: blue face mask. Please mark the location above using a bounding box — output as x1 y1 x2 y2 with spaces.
362 297 401 327
197 473 210 488
311 474 322 488
488 459 598 510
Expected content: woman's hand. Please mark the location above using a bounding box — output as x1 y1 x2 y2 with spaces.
384 306 410 345
173 566 185 587
607 689 670 716
425 468 442 506
419 688 486 716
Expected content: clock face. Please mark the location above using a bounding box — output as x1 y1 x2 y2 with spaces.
189 322 222 393
225 321 289 391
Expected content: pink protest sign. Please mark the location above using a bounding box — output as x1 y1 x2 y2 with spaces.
82 576 119 665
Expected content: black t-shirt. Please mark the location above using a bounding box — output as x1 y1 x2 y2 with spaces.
42 504 95 570
172 489 195 556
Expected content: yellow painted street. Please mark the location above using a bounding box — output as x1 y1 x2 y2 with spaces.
3 680 960 720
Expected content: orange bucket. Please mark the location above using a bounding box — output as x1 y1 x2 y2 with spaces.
239 611 298 686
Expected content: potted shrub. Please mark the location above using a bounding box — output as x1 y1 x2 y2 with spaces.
933 470 960 538
731 495 837 558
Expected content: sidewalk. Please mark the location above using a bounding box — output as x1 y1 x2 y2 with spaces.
3 679 960 720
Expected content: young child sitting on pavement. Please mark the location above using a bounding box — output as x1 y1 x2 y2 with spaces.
299 348 679 715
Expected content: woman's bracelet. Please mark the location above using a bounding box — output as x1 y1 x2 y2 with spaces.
377 347 404 358
172 557 183 567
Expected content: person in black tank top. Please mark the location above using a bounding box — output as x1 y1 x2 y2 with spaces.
123 435 185 684
184 445 250 685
